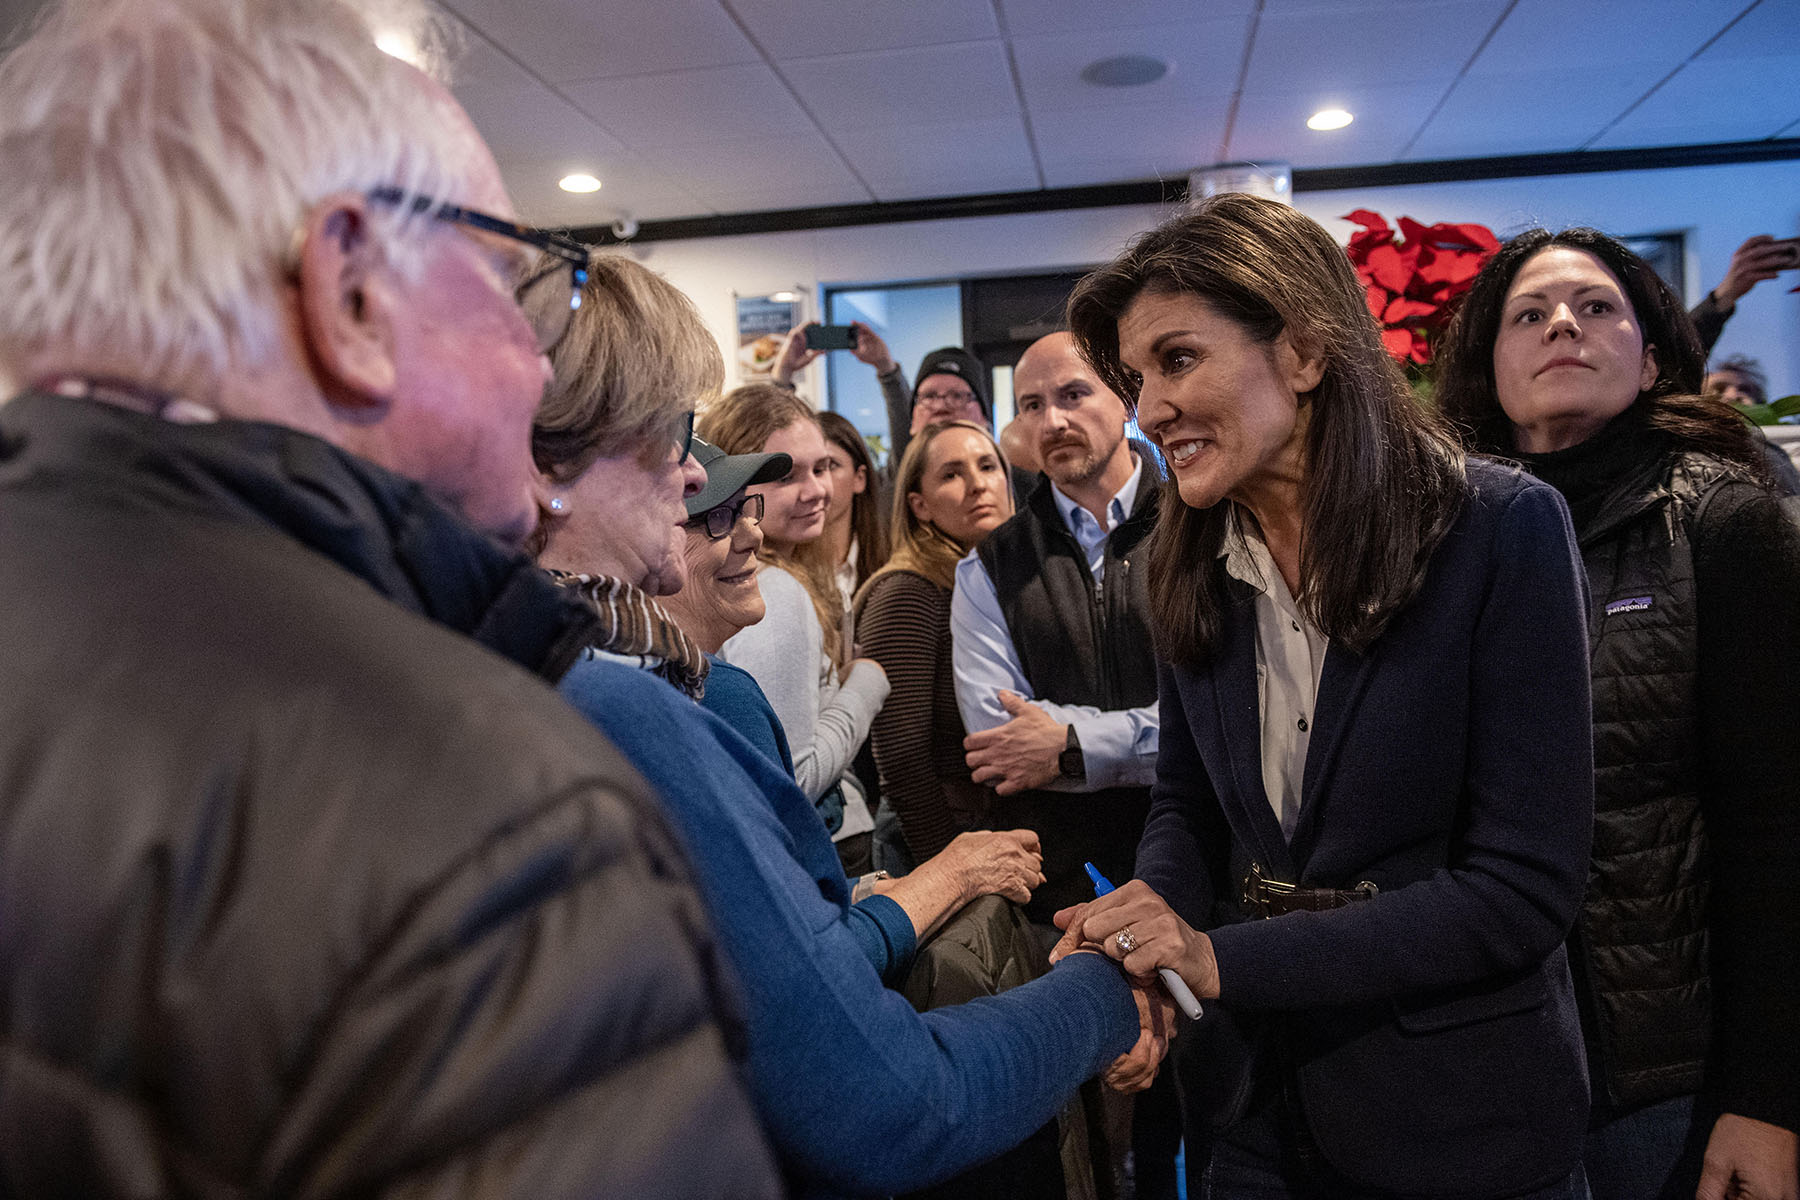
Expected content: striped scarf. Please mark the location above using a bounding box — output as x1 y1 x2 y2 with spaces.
551 571 710 700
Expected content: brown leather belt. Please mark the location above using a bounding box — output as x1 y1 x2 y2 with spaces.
1241 862 1378 919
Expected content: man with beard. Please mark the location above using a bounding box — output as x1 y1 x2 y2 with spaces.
949 329 1170 1196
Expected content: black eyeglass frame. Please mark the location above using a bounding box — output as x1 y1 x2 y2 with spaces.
673 409 696 465
366 186 590 352
686 492 764 540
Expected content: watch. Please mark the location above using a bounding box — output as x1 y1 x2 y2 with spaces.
1057 724 1086 781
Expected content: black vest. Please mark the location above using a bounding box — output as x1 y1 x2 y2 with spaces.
1574 451 1731 1109
975 470 1161 920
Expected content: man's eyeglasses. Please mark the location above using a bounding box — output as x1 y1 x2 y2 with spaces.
672 409 696 464
367 187 590 354
686 492 764 540
917 389 979 409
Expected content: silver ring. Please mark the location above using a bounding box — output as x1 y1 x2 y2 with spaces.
1114 927 1138 955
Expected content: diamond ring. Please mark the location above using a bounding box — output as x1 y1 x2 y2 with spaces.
1114 927 1138 955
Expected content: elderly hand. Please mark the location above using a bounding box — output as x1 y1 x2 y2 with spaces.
1714 235 1795 308
1049 880 1221 1000
935 828 1044 905
772 323 823 385
849 321 897 374
1103 977 1179 1093
1696 1113 1798 1200
963 690 1065 795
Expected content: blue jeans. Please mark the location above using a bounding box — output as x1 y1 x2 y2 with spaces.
1582 1093 1711 1200
1201 1120 1586 1200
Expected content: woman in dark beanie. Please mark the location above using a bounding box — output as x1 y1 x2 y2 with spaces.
1436 227 1800 1200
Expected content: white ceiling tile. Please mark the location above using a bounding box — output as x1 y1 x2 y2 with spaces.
442 0 758 85
637 131 869 200
733 0 999 59
1243 2 1503 93
1693 0 1800 60
782 42 1019 129
561 64 815 149
455 80 632 174
998 0 1256 36
1010 17 1249 115
835 117 1041 198
1591 53 1800 147
1040 159 1193 188
1032 99 1234 173
1466 0 1747 77
1404 66 1650 159
1228 83 1444 166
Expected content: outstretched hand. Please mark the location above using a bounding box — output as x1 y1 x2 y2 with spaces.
1103 978 1178 1093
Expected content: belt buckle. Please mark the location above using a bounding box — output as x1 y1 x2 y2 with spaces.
1242 862 1297 918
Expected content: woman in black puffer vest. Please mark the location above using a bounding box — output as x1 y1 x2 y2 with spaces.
1438 227 1800 1200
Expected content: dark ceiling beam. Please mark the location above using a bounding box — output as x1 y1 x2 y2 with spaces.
568 137 1800 246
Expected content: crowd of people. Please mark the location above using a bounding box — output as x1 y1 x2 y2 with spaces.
1 1 1795 1199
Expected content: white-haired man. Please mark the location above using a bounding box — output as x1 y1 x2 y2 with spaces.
0 0 777 1194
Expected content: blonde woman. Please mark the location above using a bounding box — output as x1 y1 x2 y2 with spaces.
854 420 1013 874
701 384 888 875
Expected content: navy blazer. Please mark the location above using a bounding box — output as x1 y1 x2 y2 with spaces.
1138 460 1595 1198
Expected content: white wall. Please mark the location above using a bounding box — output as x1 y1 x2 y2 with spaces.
620 157 1800 402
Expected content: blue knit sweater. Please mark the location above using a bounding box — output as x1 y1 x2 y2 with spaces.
560 656 1137 1197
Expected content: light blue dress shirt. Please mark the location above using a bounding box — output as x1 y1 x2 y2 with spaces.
949 458 1158 791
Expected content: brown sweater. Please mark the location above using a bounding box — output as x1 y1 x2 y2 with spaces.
857 569 988 860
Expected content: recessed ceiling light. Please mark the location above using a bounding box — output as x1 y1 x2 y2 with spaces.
559 174 602 193
1079 54 1168 88
769 292 798 303
1307 108 1354 131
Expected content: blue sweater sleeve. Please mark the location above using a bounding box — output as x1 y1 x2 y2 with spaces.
846 894 917 985
560 659 1138 1195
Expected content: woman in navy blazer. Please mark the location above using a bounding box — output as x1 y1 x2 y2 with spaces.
1057 194 1596 1199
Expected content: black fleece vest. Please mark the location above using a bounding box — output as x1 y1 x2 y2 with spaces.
1575 452 1731 1109
975 474 1160 920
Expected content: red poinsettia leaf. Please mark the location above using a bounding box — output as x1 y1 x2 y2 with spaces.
1364 243 1415 293
1346 227 1393 260
1397 216 1435 247
1384 296 1438 323
1442 222 1501 252
1364 281 1392 320
1415 249 1485 287
1410 329 1433 365
1342 209 1391 233
1381 327 1415 361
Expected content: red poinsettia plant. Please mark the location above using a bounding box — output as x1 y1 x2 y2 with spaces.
1343 210 1501 365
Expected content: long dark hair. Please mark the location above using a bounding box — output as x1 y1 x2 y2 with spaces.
816 409 889 590
1435 226 1769 477
1068 193 1468 664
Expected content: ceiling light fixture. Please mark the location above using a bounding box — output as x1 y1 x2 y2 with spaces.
1079 54 1168 88
769 292 798 303
559 174 602 193
1307 108 1354 131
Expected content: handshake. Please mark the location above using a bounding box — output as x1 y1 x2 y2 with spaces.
1050 879 1222 1092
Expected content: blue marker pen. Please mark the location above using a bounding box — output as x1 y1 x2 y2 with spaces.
1083 862 1204 1020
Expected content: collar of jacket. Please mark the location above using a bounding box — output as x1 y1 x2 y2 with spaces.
1024 450 1162 544
1 391 600 681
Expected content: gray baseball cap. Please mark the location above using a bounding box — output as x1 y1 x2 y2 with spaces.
685 437 791 518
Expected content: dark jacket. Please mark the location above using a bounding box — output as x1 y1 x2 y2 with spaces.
0 394 780 1198
1138 460 1595 1198
1573 451 1725 1110
975 472 1160 920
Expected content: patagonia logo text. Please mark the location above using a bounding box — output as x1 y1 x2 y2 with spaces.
1605 595 1654 615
